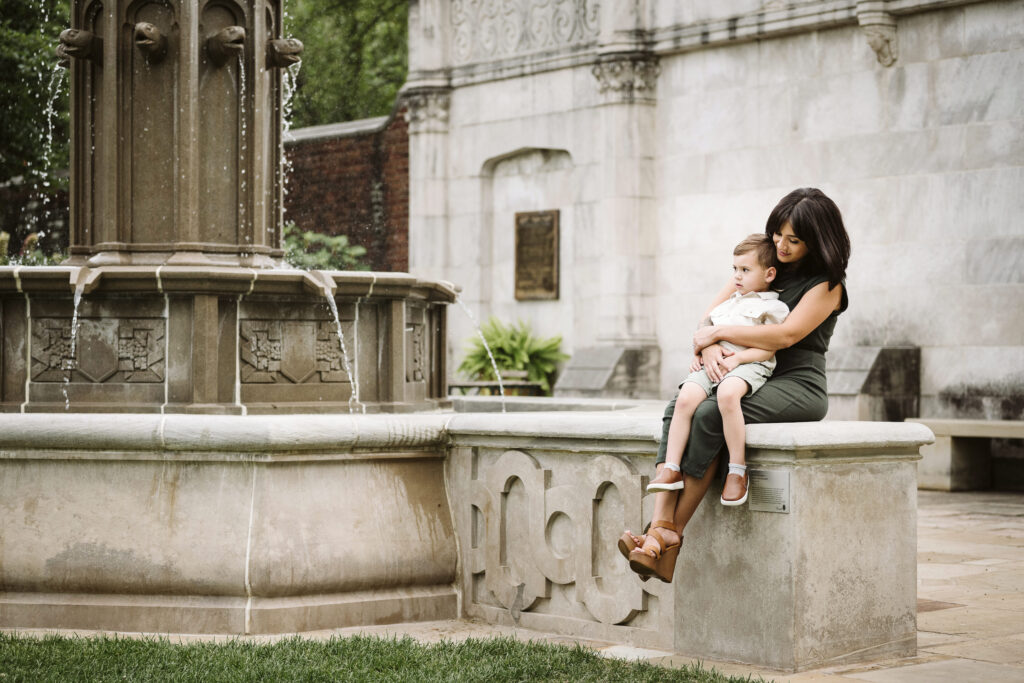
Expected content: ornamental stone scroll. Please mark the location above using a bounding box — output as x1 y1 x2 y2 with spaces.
468 448 655 626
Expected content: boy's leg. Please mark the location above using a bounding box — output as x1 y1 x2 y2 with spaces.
664 382 710 468
647 383 708 492
717 376 751 505
716 376 750 466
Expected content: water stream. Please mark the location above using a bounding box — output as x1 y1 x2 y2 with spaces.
320 282 362 413
455 295 506 411
63 274 86 411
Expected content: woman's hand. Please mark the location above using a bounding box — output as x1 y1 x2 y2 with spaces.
700 343 734 383
692 325 719 355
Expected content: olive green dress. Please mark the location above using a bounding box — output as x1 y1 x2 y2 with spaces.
655 271 849 476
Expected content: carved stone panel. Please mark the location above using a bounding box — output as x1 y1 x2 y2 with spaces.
515 210 559 300
240 319 353 384
31 317 164 383
406 305 427 384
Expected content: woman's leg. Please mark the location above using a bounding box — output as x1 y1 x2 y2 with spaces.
673 457 721 533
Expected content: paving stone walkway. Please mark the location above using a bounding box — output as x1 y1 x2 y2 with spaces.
5 491 1023 682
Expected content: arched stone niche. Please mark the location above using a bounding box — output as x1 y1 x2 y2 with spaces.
477 148 579 350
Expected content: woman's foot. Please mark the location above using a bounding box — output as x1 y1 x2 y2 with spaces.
628 520 682 582
646 467 684 492
721 472 749 506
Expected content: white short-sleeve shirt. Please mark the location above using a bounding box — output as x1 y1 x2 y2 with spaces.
708 290 790 370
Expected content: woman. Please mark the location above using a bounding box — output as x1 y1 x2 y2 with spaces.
621 187 851 582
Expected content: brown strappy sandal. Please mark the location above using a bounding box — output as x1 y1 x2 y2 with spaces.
628 520 682 583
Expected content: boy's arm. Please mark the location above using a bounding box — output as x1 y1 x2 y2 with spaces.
721 347 773 371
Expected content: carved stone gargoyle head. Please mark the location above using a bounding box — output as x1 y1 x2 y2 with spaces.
57 28 102 66
267 38 303 68
134 22 167 63
207 26 245 66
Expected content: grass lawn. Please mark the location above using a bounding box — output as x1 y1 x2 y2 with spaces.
0 632 764 682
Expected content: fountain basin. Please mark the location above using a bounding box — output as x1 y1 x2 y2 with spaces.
0 413 457 634
0 266 455 414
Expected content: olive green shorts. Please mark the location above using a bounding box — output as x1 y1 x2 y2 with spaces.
680 361 773 398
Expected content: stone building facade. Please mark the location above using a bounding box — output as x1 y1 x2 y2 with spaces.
403 0 1024 418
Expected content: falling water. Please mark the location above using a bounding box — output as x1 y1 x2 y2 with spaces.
278 60 301 224
455 295 506 411
321 286 362 413
62 276 86 411
42 63 67 170
237 52 248 246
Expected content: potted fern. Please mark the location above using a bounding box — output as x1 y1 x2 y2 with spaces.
457 317 568 395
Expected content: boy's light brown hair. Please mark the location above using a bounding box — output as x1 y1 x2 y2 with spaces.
734 233 775 269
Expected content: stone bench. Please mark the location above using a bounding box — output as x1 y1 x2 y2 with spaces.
445 412 933 672
908 418 1024 491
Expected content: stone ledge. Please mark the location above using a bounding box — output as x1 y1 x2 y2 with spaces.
0 414 451 454
447 411 934 458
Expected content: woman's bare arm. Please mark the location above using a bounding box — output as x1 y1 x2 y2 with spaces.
694 282 843 354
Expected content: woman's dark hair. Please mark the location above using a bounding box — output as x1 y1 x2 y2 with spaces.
764 188 850 288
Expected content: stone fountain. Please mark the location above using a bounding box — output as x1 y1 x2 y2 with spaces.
1 0 453 414
0 0 458 635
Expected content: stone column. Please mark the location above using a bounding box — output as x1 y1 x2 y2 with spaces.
404 0 452 285
588 2 660 396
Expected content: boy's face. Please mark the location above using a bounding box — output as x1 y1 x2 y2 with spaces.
732 251 775 294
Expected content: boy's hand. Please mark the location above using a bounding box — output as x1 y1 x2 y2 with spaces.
689 355 703 372
720 355 741 373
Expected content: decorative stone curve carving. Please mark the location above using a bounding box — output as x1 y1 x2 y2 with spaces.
30 318 165 383
240 319 352 384
592 53 660 104
857 3 898 67
403 89 451 134
468 448 652 626
450 0 600 65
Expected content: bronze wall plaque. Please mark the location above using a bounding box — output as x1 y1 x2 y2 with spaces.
515 210 559 300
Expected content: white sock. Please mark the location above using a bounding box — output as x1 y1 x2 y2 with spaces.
663 462 681 473
728 463 747 477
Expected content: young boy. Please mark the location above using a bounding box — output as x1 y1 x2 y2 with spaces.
647 234 789 505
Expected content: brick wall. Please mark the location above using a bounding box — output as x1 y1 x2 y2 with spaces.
284 105 409 272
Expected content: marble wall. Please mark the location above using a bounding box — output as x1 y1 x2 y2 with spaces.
405 0 1024 417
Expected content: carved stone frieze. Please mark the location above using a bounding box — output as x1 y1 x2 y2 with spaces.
240 319 352 384
592 53 660 104
403 89 452 134
466 448 662 626
450 0 600 65
31 317 164 383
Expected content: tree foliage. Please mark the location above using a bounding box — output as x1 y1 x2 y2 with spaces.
287 0 408 127
282 221 369 271
0 0 70 182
